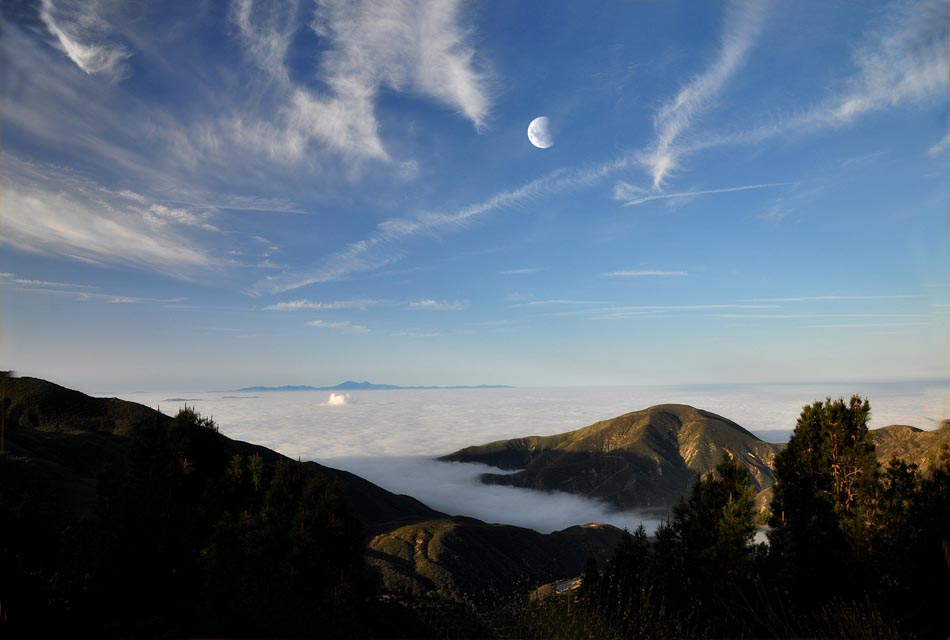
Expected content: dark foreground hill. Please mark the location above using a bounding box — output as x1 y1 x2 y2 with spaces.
0 375 620 638
442 404 781 509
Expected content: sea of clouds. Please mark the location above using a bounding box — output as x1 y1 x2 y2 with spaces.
118 382 950 534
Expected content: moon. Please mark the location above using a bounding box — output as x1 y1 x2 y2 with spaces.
527 116 554 149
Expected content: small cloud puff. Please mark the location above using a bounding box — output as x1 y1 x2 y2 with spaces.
306 319 370 333
322 393 350 406
409 299 468 311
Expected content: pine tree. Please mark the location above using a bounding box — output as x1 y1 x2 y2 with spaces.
768 396 878 603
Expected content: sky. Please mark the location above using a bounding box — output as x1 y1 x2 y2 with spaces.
1 0 949 392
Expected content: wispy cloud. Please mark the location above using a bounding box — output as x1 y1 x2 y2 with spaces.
230 0 299 83
12 286 185 305
614 182 790 207
1 158 214 276
716 313 928 319
497 268 543 276
305 319 370 333
512 299 609 307
758 204 795 222
542 303 781 319
930 134 950 157
745 294 926 303
640 0 769 189
251 158 628 294
0 273 95 290
408 299 469 311
264 298 384 311
604 270 689 278
686 0 947 158
229 0 492 164
40 0 130 79
807 322 928 329
826 0 946 124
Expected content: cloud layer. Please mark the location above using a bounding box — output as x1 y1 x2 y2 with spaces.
117 384 950 532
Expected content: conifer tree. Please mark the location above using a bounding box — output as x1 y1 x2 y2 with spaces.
768 396 878 602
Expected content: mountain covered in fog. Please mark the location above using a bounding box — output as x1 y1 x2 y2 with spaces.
442 404 782 509
236 380 512 391
443 404 950 511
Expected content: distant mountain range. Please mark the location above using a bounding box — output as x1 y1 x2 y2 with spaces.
235 380 512 392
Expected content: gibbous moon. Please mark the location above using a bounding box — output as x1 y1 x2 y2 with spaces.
527 116 554 149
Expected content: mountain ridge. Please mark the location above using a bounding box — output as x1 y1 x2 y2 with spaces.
0 375 616 609
442 404 950 512
441 403 782 509
235 380 513 392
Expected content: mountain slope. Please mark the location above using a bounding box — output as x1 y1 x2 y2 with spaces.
441 404 781 509
0 375 618 610
872 420 950 470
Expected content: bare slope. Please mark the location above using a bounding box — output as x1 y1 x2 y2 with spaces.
872 420 950 470
441 404 781 509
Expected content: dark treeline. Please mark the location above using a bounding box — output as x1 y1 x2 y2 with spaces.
2 407 368 638
524 396 950 639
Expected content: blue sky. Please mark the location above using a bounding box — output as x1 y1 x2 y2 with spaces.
1 0 948 391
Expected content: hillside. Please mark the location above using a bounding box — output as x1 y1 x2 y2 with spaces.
872 420 950 470
441 404 781 509
0 375 619 636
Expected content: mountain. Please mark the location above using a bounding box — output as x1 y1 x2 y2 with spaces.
0 375 618 631
872 420 950 470
235 380 512 391
441 404 781 509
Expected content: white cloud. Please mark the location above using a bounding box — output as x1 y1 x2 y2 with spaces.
1 158 214 276
497 268 543 275
759 205 795 222
930 134 950 157
745 294 925 303
641 0 768 189
408 299 468 311
827 0 946 124
305 319 370 333
0 273 94 290
604 270 689 278
39 0 130 79
539 303 781 320
614 182 790 207
264 298 384 311
321 392 350 406
687 0 948 158
12 286 185 305
229 0 492 164
807 322 928 329
251 158 629 294
514 299 608 307
716 313 927 319
230 0 299 83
